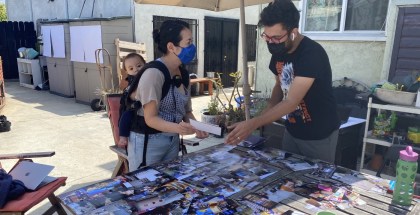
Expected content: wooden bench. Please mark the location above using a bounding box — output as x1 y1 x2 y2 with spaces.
190 78 217 95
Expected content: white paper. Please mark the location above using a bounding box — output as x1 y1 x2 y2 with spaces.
70 26 85 62
70 25 102 63
340 117 365 129
41 26 52 57
190 119 222 136
83 25 102 63
50 25 65 58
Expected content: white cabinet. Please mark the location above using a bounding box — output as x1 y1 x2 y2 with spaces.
360 97 420 174
17 59 43 89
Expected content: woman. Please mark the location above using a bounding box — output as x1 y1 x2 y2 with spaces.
127 20 208 171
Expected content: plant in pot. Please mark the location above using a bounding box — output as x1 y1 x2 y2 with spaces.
205 71 246 133
201 96 224 125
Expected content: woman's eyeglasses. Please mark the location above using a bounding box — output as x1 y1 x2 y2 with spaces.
260 32 288 43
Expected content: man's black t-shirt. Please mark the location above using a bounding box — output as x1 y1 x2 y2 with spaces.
269 36 340 140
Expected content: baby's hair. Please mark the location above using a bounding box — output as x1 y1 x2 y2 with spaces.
122 53 146 72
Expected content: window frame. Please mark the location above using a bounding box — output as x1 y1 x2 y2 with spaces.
300 0 389 41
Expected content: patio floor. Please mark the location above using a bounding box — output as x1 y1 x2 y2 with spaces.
0 81 231 214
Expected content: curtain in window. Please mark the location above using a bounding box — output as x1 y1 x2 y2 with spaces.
305 0 343 31
345 0 389 30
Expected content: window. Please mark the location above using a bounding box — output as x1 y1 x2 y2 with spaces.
302 0 389 40
152 16 198 73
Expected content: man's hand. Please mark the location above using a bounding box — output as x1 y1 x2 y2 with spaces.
225 119 258 145
177 121 196 135
117 136 128 148
195 130 209 139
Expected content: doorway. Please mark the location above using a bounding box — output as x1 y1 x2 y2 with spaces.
204 17 239 87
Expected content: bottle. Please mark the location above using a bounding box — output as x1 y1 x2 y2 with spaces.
392 146 418 206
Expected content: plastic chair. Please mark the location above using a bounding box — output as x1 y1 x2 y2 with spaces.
0 151 67 215
376 144 420 177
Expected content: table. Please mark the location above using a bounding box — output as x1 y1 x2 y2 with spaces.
262 117 366 170
58 142 420 214
190 78 216 95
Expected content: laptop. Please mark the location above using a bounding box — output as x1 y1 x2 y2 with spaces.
9 161 55 190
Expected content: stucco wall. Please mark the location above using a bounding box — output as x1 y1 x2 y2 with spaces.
5 0 131 25
134 4 261 78
255 39 386 93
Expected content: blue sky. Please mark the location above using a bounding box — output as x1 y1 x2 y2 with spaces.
0 0 4 4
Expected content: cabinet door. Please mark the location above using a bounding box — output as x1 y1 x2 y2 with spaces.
47 62 60 94
73 65 89 103
87 64 102 102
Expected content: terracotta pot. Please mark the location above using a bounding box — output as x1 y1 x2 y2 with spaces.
369 154 383 171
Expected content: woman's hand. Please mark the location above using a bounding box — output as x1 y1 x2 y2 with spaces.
177 121 196 135
195 130 209 139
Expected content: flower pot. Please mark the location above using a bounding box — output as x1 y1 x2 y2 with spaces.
206 72 215 78
201 112 222 125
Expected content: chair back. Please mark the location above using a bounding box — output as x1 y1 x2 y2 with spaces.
106 94 122 145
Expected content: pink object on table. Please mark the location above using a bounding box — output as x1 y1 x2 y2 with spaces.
400 146 419 162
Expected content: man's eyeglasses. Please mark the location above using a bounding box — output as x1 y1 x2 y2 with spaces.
260 32 288 43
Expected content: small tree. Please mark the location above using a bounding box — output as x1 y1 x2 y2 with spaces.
0 4 7 21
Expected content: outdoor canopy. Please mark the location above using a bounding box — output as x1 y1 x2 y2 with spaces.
134 0 273 120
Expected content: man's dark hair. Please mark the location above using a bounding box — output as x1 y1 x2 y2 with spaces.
152 20 190 54
258 0 300 30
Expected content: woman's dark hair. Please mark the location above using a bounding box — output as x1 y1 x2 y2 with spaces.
122 53 146 72
258 0 300 31
153 20 190 54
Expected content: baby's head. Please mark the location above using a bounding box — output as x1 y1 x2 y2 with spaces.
123 53 146 76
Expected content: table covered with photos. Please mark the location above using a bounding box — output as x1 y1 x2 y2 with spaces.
58 141 420 215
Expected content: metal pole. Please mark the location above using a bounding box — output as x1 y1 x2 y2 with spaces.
240 0 251 120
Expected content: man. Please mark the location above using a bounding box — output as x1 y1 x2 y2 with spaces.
226 0 340 163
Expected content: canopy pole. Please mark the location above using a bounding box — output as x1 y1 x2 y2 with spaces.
240 0 252 121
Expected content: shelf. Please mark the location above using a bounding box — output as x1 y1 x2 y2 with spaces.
370 102 420 115
361 97 420 171
364 136 393 147
17 58 42 89
20 83 35 89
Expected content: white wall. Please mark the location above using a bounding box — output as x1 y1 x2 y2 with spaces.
134 4 261 78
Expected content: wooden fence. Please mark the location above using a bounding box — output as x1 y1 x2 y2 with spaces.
0 21 36 79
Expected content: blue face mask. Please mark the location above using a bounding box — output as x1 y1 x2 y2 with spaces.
177 44 196 64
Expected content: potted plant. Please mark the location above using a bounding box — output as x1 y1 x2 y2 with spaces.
201 96 223 125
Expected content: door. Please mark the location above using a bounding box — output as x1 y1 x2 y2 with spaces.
204 17 239 87
389 7 420 80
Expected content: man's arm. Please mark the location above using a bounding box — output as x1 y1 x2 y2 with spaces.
263 77 283 113
225 76 314 145
254 76 314 128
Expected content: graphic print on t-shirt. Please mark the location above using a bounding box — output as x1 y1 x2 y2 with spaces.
275 61 312 124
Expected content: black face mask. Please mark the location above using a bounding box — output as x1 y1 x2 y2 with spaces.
267 41 289 56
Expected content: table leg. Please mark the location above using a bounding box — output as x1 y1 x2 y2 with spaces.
199 83 204 95
208 81 213 95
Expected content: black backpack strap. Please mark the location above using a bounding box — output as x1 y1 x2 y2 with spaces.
179 65 190 88
139 132 149 168
145 61 172 100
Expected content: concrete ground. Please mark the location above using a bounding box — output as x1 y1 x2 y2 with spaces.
0 81 229 214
